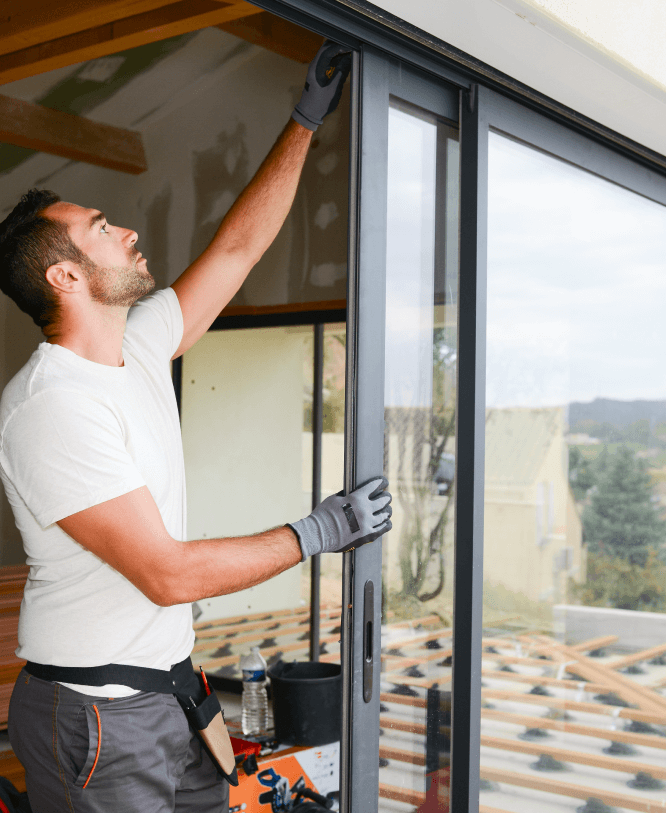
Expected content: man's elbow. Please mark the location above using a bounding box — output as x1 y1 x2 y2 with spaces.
139 547 188 607
147 579 189 607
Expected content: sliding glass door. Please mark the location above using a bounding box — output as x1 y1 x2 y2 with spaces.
343 47 461 813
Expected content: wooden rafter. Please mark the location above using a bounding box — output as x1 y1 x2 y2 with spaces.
0 94 146 173
217 11 323 63
0 0 186 57
0 0 263 86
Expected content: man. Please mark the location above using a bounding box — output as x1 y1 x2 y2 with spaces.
0 42 391 813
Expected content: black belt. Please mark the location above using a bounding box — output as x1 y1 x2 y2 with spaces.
25 656 196 697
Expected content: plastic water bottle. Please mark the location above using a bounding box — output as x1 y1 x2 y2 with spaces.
241 647 268 735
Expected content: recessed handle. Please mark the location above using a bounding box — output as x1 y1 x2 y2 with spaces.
363 579 374 703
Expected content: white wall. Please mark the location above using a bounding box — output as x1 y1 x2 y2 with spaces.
181 327 308 621
370 0 666 157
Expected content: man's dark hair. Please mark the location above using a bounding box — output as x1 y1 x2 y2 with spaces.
0 189 89 329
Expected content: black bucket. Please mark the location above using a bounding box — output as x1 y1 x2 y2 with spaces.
268 660 341 746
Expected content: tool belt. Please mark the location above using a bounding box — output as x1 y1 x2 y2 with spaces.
24 656 238 787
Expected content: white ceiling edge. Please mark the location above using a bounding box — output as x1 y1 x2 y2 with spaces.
496 0 666 98
523 0 666 92
367 0 666 159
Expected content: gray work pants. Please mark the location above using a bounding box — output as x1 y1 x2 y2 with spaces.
8 669 229 813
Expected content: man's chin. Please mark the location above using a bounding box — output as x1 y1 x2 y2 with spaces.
137 274 156 298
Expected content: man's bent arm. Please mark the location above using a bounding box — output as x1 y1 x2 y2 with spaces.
57 486 302 607
170 120 313 360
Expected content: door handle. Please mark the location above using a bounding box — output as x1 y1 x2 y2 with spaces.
363 579 374 703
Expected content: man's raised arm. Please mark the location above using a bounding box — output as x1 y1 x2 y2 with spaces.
170 41 351 360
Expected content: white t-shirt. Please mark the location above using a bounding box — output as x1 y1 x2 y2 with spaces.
0 287 194 696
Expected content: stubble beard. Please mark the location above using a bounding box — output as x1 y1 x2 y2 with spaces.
84 250 155 307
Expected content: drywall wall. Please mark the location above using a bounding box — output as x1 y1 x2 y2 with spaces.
181 327 308 620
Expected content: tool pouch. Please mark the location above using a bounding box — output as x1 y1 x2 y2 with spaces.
177 680 239 787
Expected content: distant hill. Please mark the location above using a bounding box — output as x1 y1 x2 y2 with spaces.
569 398 666 431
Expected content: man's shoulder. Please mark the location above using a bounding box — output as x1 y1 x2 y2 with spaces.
0 345 103 437
0 345 47 432
124 287 183 361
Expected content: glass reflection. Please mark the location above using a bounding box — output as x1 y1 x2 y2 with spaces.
482 133 666 813
381 99 459 810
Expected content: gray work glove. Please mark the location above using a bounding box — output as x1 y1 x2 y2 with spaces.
288 476 392 561
291 40 352 131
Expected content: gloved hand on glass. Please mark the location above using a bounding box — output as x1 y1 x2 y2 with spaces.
291 40 352 131
289 477 392 561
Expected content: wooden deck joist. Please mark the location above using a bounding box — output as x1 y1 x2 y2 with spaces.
380 692 427 709
191 617 341 653
481 707 666 750
194 631 341 671
193 605 341 631
481 734 666 779
480 765 665 813
482 669 610 694
482 687 666 726
380 715 427 737
609 642 666 671
379 745 426 766
378 783 426 806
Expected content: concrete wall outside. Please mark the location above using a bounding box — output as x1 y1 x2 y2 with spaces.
554 603 666 652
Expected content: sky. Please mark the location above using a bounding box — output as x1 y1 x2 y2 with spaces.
384 106 438 409
382 106 666 413
486 132 666 408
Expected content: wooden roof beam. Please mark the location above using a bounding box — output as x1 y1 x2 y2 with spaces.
0 1 263 86
0 94 146 173
0 0 186 58
217 11 323 63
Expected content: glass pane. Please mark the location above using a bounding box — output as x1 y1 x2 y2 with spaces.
181 325 313 680
380 99 459 810
482 132 666 813
301 322 346 659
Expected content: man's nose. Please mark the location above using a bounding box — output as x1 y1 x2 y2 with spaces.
126 229 138 246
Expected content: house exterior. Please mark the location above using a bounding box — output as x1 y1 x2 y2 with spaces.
484 407 584 608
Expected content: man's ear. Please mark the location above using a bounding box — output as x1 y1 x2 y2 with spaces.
45 261 84 294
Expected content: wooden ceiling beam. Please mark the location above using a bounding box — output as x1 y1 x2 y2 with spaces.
217 11 323 63
0 0 187 58
0 94 147 174
0 0 263 86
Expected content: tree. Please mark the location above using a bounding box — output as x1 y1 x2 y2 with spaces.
572 549 666 612
582 446 664 567
568 445 596 502
387 327 456 603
